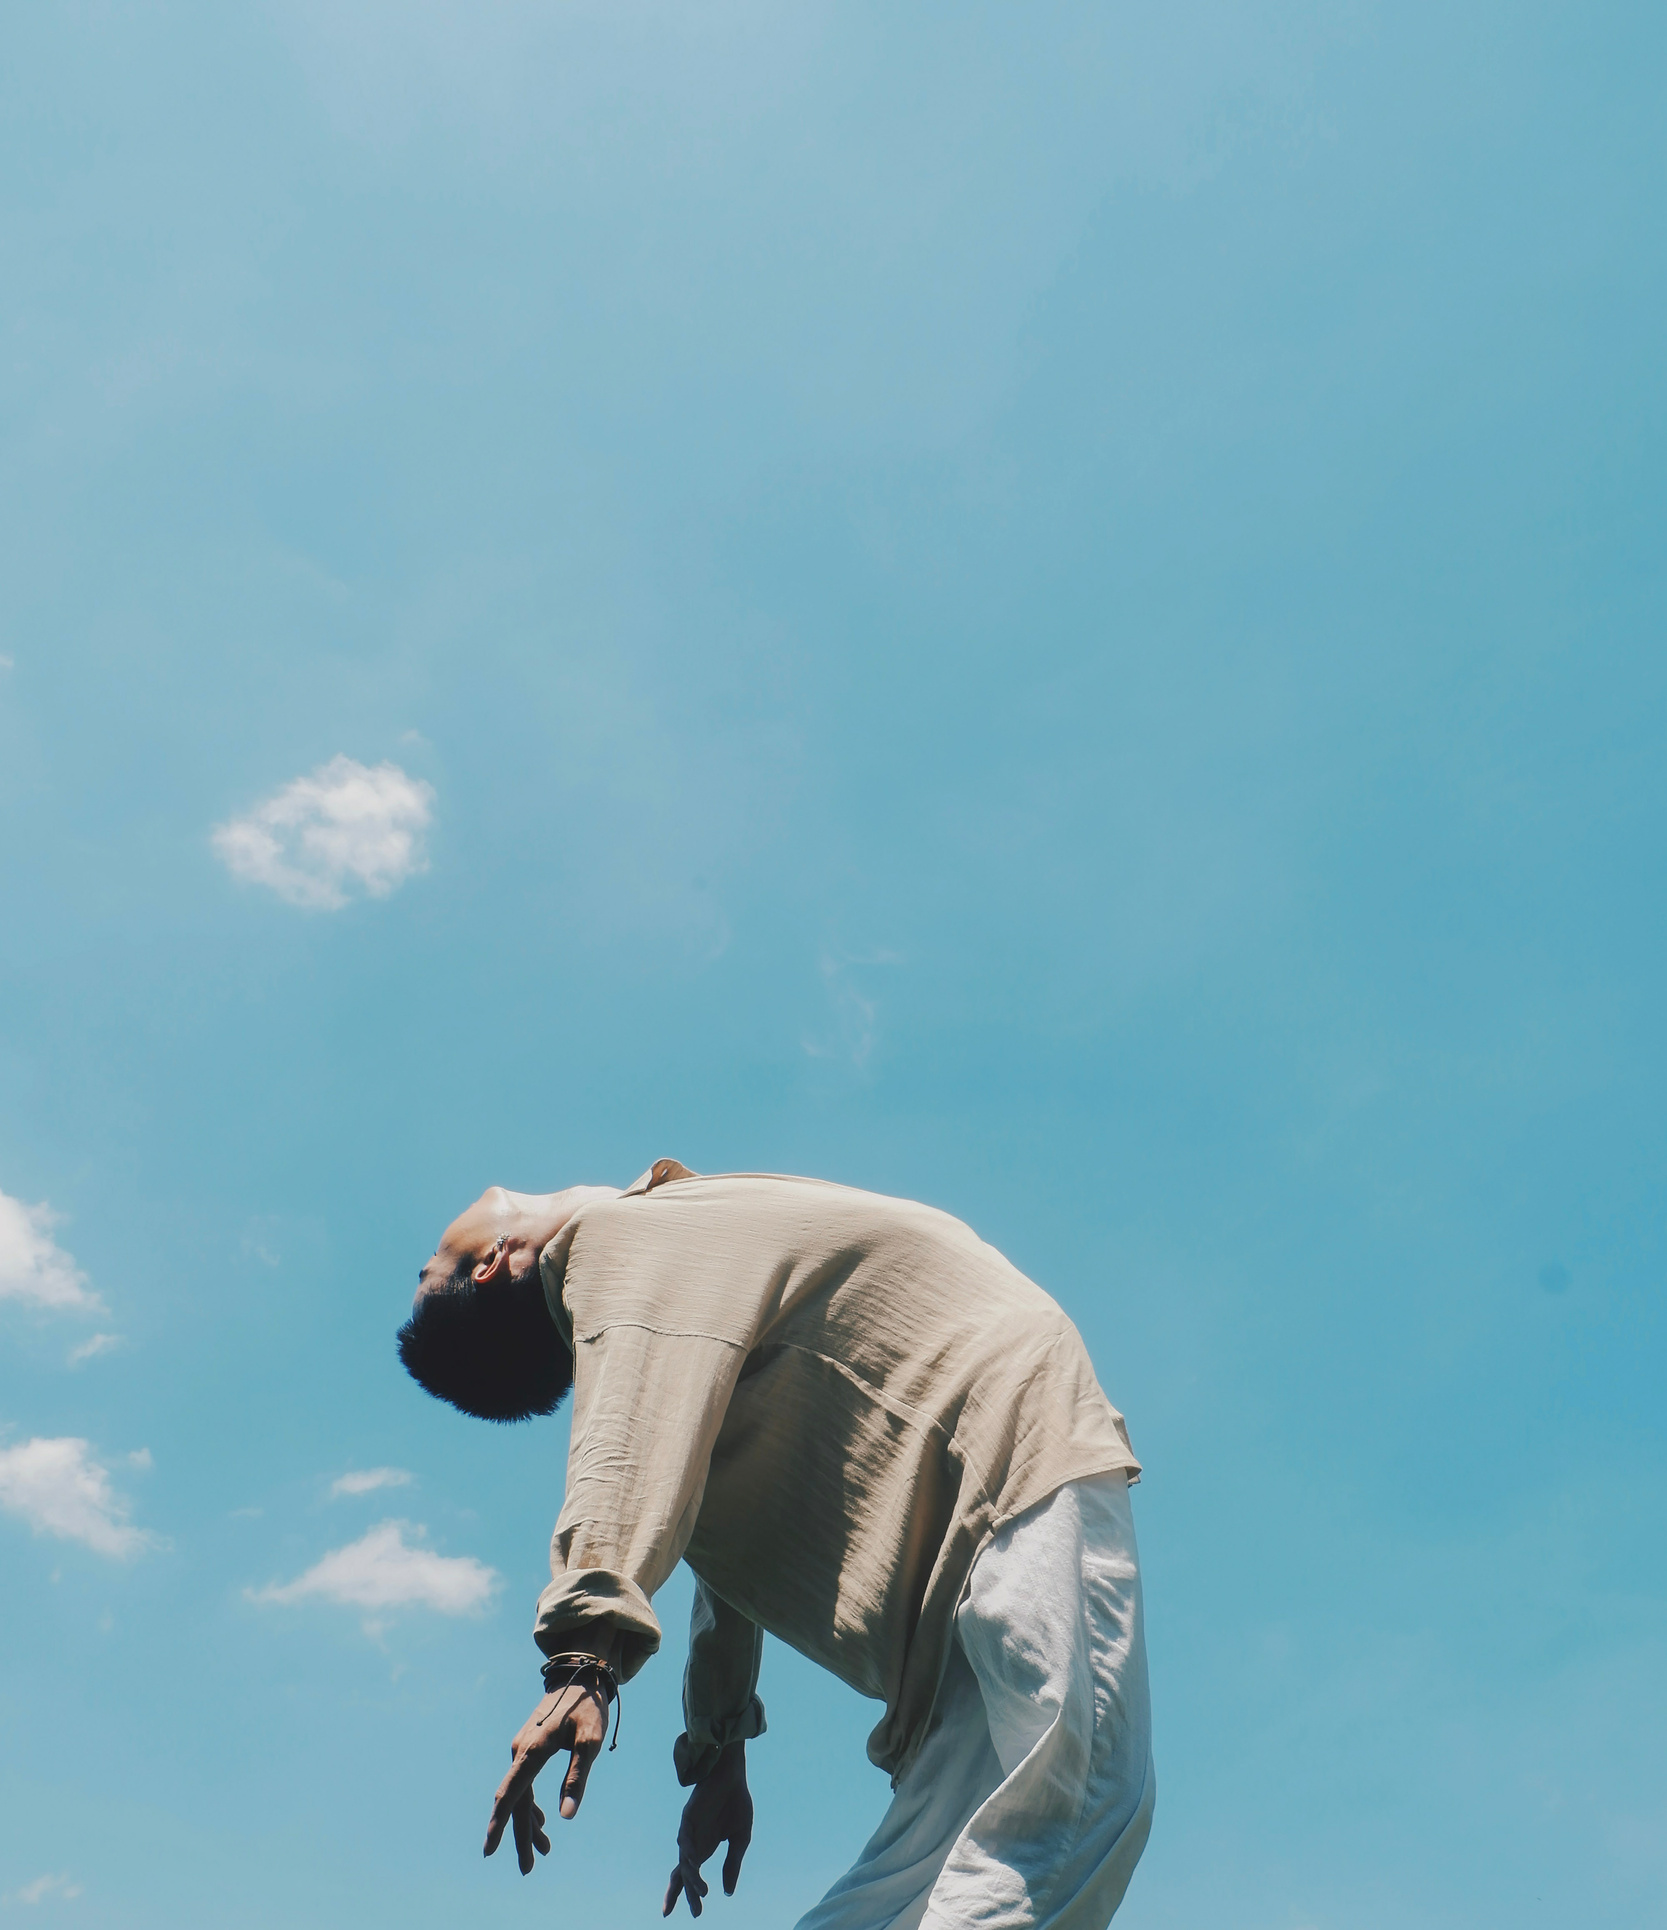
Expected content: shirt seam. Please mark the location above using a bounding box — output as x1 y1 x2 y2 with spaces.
573 1319 748 1349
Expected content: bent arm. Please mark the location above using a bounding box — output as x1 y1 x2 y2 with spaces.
675 1577 767 1786
533 1179 788 1680
534 1327 750 1678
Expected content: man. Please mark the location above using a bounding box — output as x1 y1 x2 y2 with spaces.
398 1160 1155 1930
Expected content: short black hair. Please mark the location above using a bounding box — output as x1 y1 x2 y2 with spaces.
396 1264 573 1423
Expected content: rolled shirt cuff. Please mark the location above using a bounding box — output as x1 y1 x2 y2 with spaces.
673 1694 768 1786
534 1568 663 1683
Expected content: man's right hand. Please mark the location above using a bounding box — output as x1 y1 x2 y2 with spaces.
484 1681 610 1874
663 1741 753 1918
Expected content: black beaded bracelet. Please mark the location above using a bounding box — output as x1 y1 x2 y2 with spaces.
539 1651 623 1751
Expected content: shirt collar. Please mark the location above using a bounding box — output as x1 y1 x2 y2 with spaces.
621 1157 697 1198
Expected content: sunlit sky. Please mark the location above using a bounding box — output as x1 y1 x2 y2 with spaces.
2 5 1663 1926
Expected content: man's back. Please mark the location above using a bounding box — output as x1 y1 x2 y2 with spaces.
540 1167 1138 1774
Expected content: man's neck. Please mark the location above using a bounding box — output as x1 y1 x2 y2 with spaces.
506 1185 622 1259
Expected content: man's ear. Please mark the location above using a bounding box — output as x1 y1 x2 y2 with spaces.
471 1239 511 1286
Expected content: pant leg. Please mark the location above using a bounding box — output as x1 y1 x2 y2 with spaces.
922 1473 1156 1930
795 1473 1155 1930
793 1637 1005 1930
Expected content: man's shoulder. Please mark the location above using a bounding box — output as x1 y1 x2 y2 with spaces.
569 1169 996 1277
623 1164 963 1219
617 1170 999 1254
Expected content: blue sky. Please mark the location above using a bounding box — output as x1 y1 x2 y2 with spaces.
2 3 1663 1925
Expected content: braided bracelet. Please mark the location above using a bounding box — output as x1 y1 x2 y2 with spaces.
539 1651 623 1751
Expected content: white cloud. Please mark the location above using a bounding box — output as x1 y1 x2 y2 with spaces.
0 1438 157 1560
0 653 14 672
0 1191 101 1314
212 755 435 911
241 1218 282 1268
803 950 903 1068
68 1332 122 1366
11 1873 82 1904
126 1448 153 1470
330 1466 412 1498
250 1519 498 1617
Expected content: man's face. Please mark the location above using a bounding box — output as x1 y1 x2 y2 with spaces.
416 1190 504 1304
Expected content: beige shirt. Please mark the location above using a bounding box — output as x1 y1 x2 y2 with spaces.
536 1164 1140 1780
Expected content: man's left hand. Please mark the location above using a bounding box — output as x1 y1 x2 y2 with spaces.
664 1741 753 1917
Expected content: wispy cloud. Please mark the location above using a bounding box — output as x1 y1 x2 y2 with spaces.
68 1332 122 1366
249 1520 499 1617
241 1218 282 1268
212 755 435 911
0 1191 102 1314
802 950 904 1068
10 1873 82 1904
330 1467 412 1499
0 1438 159 1559
0 654 14 672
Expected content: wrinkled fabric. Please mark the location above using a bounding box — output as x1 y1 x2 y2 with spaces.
535 1165 1140 1778
795 1474 1154 1930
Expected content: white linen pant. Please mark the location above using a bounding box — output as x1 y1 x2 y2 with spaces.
796 1473 1155 1930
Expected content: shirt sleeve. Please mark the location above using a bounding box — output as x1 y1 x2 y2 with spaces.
532 1323 750 1680
673 1577 767 1786
532 1176 783 1684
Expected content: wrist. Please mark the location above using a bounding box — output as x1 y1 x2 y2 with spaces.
673 1731 748 1789
537 1647 624 1753
541 1651 619 1702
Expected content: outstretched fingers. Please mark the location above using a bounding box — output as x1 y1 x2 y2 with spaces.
559 1735 600 1820
512 1792 552 1871
722 1825 751 1897
487 1683 609 1869
665 1859 709 1918
510 1787 553 1873
485 1746 541 1858
484 1781 519 1857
